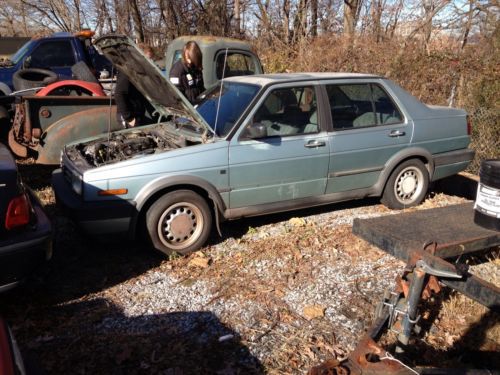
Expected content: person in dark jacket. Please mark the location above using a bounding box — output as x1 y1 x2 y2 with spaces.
169 41 205 104
115 43 153 128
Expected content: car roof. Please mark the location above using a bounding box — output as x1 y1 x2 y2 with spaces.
169 35 255 51
223 72 382 86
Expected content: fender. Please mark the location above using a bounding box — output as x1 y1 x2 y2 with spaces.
0 82 12 96
132 175 228 239
36 80 105 97
35 106 121 164
372 147 434 195
135 175 227 214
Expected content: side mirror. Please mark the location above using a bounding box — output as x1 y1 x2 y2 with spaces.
22 56 31 69
246 122 267 139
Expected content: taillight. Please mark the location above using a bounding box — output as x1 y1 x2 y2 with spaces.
5 194 31 230
467 115 472 135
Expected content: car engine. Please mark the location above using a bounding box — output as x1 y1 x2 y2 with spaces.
66 128 187 167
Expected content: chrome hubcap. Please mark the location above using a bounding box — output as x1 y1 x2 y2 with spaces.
395 167 423 204
157 202 203 250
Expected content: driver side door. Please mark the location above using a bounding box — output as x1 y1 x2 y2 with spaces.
228 84 330 208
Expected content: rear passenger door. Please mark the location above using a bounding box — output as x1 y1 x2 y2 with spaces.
228 84 330 208
325 80 411 194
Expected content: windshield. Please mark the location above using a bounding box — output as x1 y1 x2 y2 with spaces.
10 40 35 64
196 81 260 137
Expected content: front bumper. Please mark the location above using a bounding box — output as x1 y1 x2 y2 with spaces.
52 169 137 238
0 192 52 292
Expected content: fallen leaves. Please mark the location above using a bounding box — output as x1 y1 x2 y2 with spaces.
188 252 212 268
289 217 307 227
303 305 326 320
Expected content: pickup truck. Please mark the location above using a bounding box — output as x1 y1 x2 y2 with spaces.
0 30 110 96
165 36 263 88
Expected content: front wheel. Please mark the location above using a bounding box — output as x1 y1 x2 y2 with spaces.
145 190 212 256
381 159 429 209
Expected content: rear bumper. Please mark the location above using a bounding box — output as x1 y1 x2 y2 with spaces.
432 148 475 181
52 169 136 238
0 192 52 292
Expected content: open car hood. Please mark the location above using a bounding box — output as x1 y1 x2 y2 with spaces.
94 35 214 137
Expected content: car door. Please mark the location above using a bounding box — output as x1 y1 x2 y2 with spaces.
228 84 330 208
324 80 412 193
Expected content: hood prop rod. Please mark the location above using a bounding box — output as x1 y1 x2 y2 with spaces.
214 48 228 136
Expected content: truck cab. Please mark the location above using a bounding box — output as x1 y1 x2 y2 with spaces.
164 36 264 88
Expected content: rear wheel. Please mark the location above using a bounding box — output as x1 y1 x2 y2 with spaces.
145 190 212 256
381 159 429 209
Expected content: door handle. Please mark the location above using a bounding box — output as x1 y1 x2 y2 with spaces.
305 140 326 148
389 130 405 137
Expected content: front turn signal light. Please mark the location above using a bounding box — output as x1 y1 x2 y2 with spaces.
98 189 128 196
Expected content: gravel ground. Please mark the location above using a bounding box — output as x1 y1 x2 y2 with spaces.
0 177 498 374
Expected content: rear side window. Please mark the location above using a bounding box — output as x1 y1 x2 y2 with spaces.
30 40 76 68
326 83 403 130
216 52 258 79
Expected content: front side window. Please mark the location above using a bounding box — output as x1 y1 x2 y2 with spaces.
327 83 403 130
30 41 75 68
216 52 257 79
244 86 319 138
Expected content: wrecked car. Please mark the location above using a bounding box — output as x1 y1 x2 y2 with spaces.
52 35 474 256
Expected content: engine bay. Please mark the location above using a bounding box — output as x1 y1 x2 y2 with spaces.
65 127 193 167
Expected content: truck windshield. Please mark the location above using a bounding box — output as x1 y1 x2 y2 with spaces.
196 82 260 137
10 40 35 64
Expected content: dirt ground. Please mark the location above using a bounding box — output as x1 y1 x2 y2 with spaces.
0 164 498 374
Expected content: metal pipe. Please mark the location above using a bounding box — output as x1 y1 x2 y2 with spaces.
397 266 426 352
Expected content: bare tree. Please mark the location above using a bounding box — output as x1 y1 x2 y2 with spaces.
344 0 361 35
234 0 241 35
129 0 144 41
311 0 318 36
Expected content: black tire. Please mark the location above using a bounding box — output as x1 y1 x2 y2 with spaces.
12 68 58 91
381 159 429 209
145 190 212 256
71 61 99 84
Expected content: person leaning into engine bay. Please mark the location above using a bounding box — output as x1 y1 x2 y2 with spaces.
169 41 205 105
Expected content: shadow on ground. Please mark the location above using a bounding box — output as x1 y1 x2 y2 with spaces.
5 299 264 374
